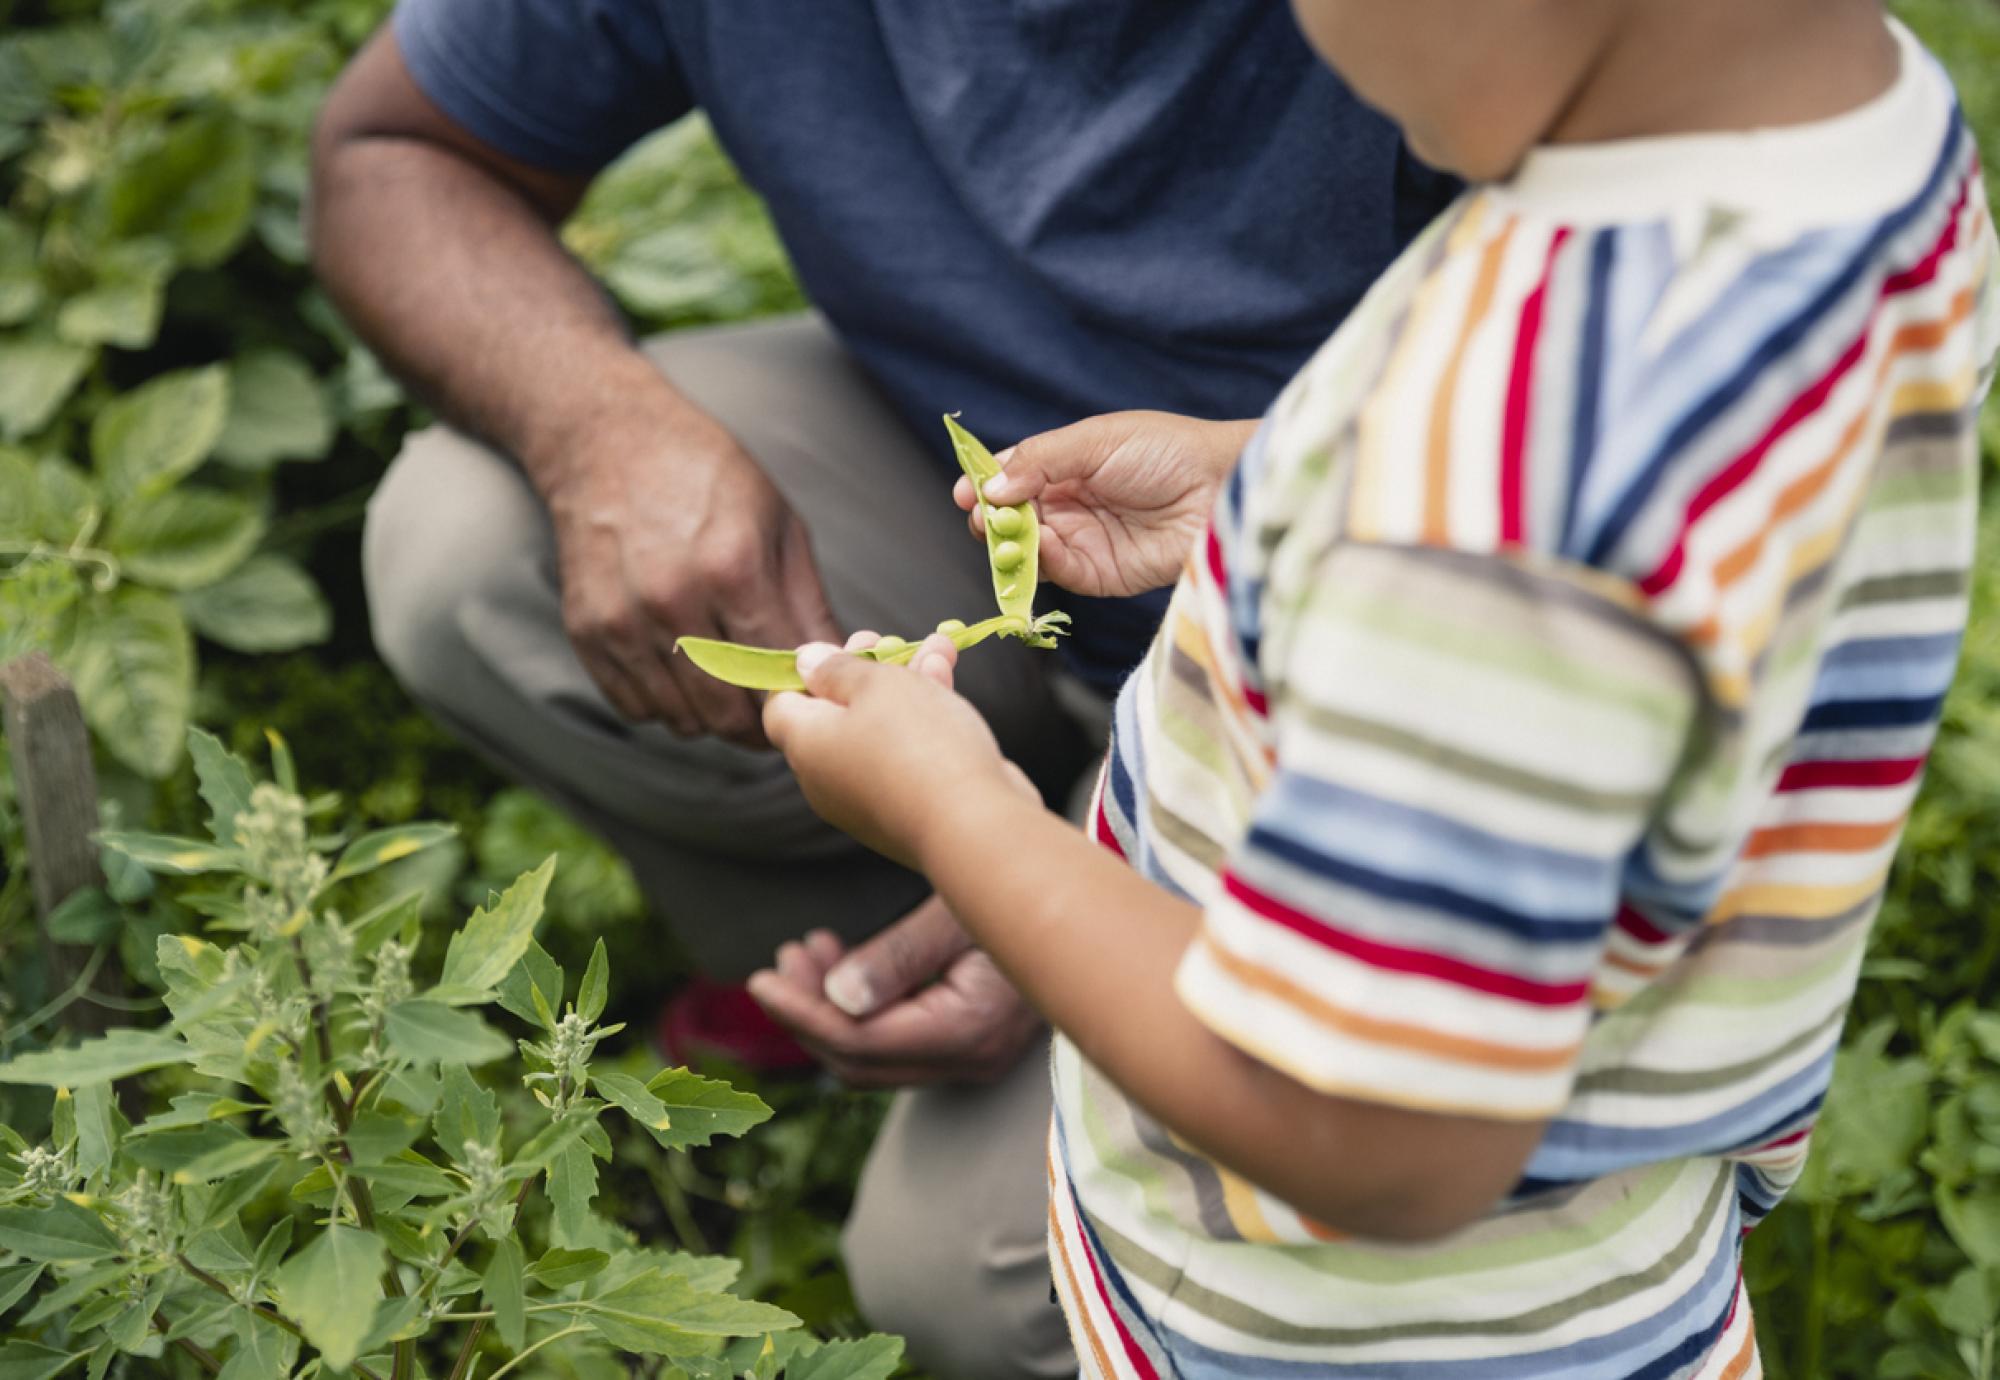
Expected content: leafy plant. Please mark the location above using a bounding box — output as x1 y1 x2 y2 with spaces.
0 729 899 1380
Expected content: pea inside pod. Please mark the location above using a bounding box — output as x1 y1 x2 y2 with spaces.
944 413 1040 624
675 612 1063 693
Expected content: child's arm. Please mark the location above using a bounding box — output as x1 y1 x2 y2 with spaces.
768 645 1549 1242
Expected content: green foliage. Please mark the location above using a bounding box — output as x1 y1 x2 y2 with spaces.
0 732 898 1379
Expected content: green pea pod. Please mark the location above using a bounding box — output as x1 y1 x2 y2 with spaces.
944 413 1039 623
675 614 1045 692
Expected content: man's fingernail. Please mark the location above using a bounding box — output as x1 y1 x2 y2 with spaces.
824 964 874 1018
796 643 838 676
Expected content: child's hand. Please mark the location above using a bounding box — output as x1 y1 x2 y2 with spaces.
763 633 1038 869
954 411 1258 598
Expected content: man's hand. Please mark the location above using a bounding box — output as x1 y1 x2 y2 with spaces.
746 897 1044 1088
955 410 1258 599
544 405 840 747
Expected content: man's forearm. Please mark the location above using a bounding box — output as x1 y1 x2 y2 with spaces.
913 783 1545 1241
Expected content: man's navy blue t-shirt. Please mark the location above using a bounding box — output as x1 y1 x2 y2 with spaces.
393 0 1457 687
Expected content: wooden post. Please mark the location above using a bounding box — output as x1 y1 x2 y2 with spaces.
1 651 118 1031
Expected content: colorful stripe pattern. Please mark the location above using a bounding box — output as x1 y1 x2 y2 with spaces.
1055 34 2000 1380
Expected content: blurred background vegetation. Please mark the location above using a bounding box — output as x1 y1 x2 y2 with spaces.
0 0 1996 1373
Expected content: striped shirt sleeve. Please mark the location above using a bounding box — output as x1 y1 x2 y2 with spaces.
1174 541 1703 1120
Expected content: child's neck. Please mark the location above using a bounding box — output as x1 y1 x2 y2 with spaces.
1548 0 1900 147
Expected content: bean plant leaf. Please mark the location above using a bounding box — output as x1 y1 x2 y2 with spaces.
103 112 256 269
65 585 196 778
329 823 458 885
104 485 264 590
383 999 513 1066
187 727 255 845
643 1068 773 1149
177 553 331 653
0 1341 81 1380
272 1225 383 1373
90 365 229 501
483 1238 527 1351
0 1202 123 1261
0 1028 192 1086
55 239 174 350
33 458 97 546
0 337 93 442
785 1336 906 1380
580 1270 799 1356
214 348 332 469
0 448 35 540
0 216 41 326
435 856 555 1003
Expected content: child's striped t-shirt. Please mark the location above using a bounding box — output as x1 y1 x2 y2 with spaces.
1053 22 2000 1379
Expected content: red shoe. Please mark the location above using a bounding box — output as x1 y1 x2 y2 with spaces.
655 975 819 1073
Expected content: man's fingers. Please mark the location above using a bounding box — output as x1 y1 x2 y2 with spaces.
823 896 973 1018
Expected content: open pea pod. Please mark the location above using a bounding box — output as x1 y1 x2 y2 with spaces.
674 612 1068 693
944 414 1040 625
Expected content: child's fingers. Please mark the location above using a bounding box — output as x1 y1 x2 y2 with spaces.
844 630 882 652
763 685 842 749
913 632 959 688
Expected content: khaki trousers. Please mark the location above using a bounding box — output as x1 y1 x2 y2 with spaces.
362 315 1086 1380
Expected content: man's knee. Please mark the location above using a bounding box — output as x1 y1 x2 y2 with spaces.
362 424 548 709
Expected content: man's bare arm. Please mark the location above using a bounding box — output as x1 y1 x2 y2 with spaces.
310 31 839 744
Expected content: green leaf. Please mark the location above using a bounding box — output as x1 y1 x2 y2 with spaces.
0 337 93 442
271 1225 383 1373
642 1068 774 1149
483 1237 527 1351
328 823 458 886
104 113 255 269
95 832 238 875
0 448 36 541
0 1202 122 1261
591 1070 674 1138
1942 1187 2000 1270
169 1136 279 1187
384 1000 512 1066
526 1247 608 1290
581 1269 799 1356
495 940 565 1031
0 1341 82 1380
214 349 332 469
785 1335 905 1380
71 1084 115 1181
178 553 331 653
34 459 97 547
0 1263 45 1317
104 486 264 590
55 240 174 350
436 857 555 1003
0 216 42 327
433 1065 501 1163
577 939 610 1024
187 727 255 845
0 1028 191 1086
90 365 229 501
547 1141 598 1248
346 1110 424 1166
64 585 194 778
43 887 120 946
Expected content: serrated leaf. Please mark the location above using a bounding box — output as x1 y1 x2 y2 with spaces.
104 486 264 590
0 337 92 442
55 239 173 350
785 1335 905 1380
592 1070 673 1137
64 585 194 778
384 1000 512 1066
495 940 564 1031
95 832 238 875
526 1247 607 1290
642 1068 773 1149
44 887 120 946
0 1202 121 1261
271 1225 382 1372
104 112 255 269
577 938 610 1024
0 1341 82 1380
436 857 555 1003
214 349 331 469
547 1142 597 1248
483 1237 526 1351
178 552 330 653
90 365 228 501
329 823 457 886
0 1028 191 1086
346 1110 424 1166
187 727 255 845
580 1269 799 1356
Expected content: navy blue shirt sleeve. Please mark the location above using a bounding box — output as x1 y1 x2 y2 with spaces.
393 0 692 174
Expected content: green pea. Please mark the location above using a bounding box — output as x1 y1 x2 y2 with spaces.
991 540 1024 572
936 618 967 635
874 635 909 654
988 505 1026 539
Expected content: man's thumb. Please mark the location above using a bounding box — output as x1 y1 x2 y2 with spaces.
824 899 974 1018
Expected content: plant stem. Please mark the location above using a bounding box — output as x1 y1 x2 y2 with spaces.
442 1176 538 1380
175 1254 388 1380
483 1325 590 1380
156 1312 223 1375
